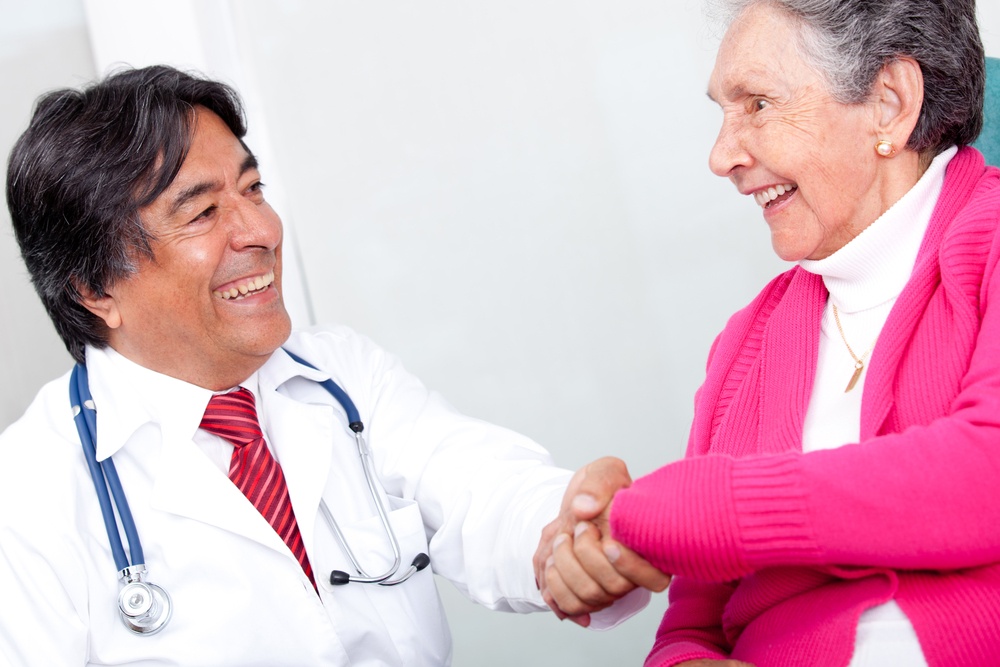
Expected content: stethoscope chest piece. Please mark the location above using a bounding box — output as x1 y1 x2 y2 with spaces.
118 579 172 635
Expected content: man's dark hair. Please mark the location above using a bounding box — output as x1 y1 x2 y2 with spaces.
6 65 248 363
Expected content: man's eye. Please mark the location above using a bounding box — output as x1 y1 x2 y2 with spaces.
750 97 769 112
192 205 216 223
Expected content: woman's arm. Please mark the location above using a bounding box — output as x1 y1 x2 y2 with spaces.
611 300 1000 582
643 577 739 667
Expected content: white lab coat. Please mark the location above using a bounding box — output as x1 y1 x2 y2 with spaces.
0 325 646 666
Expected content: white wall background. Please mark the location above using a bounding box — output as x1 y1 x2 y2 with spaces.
2 1 998 665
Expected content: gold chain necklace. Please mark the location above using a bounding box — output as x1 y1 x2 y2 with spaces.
831 304 876 393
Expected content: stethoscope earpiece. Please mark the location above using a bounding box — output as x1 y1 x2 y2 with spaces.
329 551 431 587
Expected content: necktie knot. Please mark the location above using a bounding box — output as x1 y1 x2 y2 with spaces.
200 388 263 447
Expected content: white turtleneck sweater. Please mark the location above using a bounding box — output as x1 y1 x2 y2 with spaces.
797 145 957 666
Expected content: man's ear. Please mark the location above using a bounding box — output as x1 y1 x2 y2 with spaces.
73 279 122 330
871 56 924 147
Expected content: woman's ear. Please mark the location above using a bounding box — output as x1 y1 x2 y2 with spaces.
73 279 123 330
872 57 924 146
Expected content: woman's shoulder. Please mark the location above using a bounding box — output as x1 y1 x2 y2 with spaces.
940 148 1000 229
930 150 1000 316
721 266 821 334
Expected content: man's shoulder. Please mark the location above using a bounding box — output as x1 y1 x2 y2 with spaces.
1 369 76 444
0 369 89 506
279 324 419 399
284 324 392 368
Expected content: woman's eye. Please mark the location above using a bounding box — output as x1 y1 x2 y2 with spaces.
751 97 769 112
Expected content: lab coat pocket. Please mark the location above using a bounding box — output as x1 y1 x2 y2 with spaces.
321 494 430 584
318 495 451 664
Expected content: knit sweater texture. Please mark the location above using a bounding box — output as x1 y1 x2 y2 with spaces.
610 147 1000 667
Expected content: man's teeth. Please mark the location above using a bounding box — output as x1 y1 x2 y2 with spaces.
214 271 275 300
754 184 797 208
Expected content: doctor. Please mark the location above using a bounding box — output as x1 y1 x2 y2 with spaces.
0 65 665 665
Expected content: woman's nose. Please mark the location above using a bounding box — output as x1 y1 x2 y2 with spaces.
708 118 750 178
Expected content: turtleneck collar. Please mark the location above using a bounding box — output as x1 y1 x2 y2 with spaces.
799 146 957 312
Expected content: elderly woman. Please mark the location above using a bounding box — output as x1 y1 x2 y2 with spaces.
540 0 999 665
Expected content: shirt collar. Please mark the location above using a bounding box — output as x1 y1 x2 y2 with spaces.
799 146 957 312
258 346 334 395
84 344 331 462
86 346 215 461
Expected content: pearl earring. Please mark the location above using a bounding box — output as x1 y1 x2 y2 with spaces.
875 140 896 157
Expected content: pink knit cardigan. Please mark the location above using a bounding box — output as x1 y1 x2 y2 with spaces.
610 147 1000 667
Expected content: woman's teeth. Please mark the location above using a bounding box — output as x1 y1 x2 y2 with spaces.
214 271 275 300
754 184 797 208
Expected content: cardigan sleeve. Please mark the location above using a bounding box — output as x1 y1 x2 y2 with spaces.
644 577 737 667
610 186 1000 583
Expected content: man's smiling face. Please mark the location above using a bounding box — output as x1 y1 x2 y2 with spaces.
86 107 291 389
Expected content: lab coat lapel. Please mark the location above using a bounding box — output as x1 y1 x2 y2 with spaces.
151 427 289 555
263 393 335 559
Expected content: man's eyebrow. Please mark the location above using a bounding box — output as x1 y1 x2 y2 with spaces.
240 152 259 176
167 152 260 217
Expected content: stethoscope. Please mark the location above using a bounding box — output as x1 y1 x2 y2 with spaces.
69 350 430 636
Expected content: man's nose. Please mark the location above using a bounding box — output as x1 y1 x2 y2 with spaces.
228 198 282 250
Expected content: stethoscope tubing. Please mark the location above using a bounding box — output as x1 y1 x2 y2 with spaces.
283 349 427 586
73 348 431 638
71 363 143 574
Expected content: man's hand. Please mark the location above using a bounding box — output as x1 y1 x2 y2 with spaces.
533 457 671 625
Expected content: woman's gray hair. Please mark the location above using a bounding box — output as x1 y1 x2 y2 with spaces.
715 0 984 155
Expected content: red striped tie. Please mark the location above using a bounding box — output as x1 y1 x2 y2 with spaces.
200 388 316 588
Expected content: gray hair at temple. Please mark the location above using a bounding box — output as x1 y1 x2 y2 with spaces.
715 0 985 155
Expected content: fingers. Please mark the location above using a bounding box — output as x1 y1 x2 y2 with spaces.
536 457 641 623
533 517 563 597
542 519 672 624
544 531 606 618
568 521 639 600
596 536 671 593
568 457 631 521
544 522 655 618
535 457 632 606
535 463 602 591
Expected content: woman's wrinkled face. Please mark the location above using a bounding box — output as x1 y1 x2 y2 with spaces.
707 3 883 261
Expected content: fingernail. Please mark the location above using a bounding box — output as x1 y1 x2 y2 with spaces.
572 494 599 513
546 556 555 569
574 521 588 538
534 577 539 590
552 533 567 550
603 542 621 563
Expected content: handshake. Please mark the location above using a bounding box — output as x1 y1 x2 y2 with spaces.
532 457 671 627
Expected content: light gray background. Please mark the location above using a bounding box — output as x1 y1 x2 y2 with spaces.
2 1 998 665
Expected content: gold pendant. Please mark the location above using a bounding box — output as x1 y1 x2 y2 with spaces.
844 360 864 393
